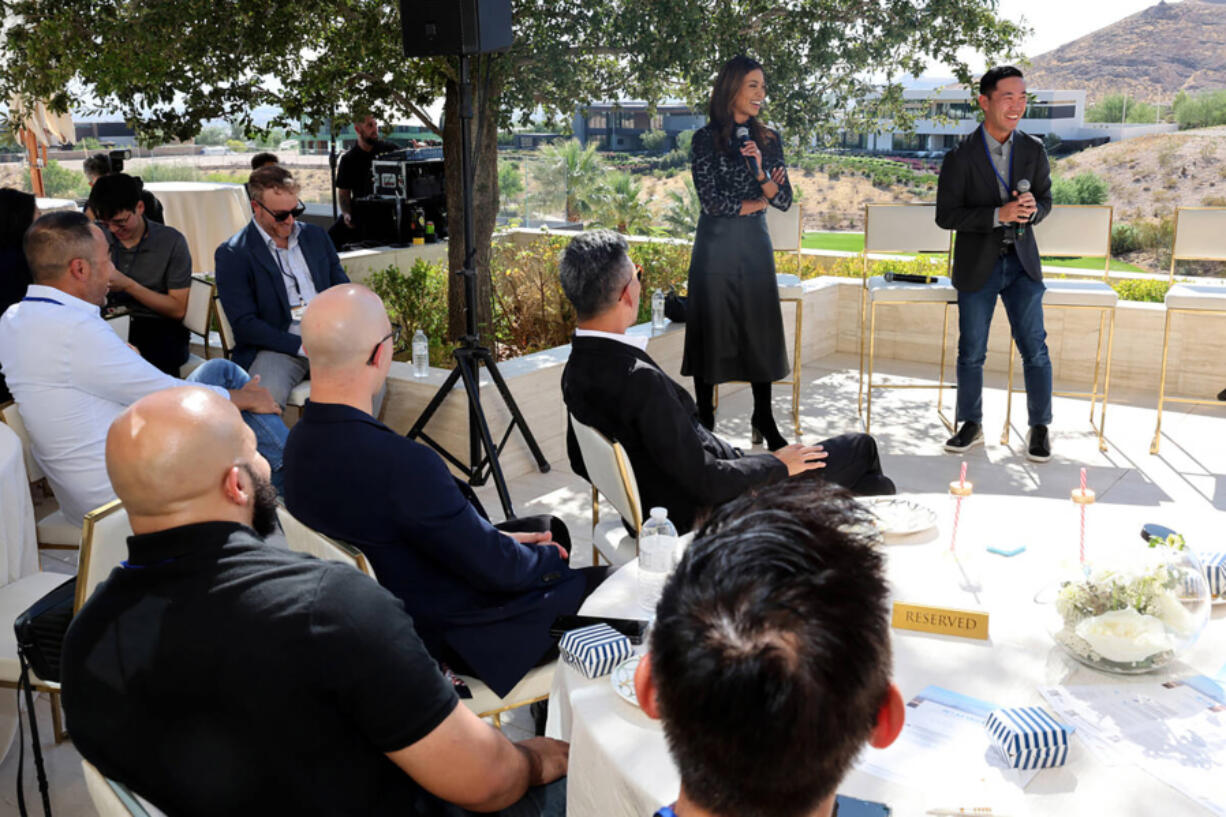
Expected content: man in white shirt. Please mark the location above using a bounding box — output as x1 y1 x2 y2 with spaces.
0 211 287 526
215 166 349 408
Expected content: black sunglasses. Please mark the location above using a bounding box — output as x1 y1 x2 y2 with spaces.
256 199 307 222
367 327 401 365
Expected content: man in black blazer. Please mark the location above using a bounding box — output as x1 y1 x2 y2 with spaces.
283 285 607 698
559 230 894 535
216 165 349 407
936 66 1054 461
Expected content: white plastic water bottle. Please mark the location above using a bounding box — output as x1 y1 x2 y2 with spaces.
412 329 428 377
651 289 666 330
638 507 678 611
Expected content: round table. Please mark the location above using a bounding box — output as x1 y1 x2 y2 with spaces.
0 423 39 586
35 197 79 214
547 493 1226 817
143 182 250 275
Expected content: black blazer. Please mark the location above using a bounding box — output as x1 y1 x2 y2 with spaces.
936 127 1052 292
561 335 787 534
215 220 349 369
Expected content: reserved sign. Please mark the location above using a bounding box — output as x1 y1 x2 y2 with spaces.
891 602 989 641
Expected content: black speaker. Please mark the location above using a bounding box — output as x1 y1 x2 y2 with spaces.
401 0 513 57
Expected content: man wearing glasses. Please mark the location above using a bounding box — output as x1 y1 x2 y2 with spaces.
216 165 349 408
88 173 192 375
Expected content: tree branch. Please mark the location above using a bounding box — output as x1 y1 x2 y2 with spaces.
515 46 622 70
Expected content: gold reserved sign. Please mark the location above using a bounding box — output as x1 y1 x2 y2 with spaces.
891 602 989 641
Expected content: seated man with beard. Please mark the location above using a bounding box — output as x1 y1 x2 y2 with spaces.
61 387 570 817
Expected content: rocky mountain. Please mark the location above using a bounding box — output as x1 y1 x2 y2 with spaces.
1022 0 1226 104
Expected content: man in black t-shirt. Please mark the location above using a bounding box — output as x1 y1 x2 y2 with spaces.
330 114 398 248
62 386 569 817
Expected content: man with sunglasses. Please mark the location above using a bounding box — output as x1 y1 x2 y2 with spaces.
88 173 191 375
216 165 350 408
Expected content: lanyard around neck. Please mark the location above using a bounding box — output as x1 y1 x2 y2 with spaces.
21 296 63 305
979 124 1013 197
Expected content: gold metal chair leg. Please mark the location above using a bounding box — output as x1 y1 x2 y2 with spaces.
866 301 877 435
792 300 803 436
937 303 956 433
1001 340 1015 445
50 689 66 743
1150 309 1174 455
1088 310 1107 424
858 286 868 418
492 712 502 729
1098 308 1116 453
590 485 600 567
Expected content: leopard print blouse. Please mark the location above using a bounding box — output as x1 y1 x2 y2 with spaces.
690 121 792 218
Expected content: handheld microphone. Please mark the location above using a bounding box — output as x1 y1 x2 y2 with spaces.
735 125 761 180
1015 178 1031 239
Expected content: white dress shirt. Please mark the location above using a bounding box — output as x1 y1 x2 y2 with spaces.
252 219 317 337
573 328 649 351
0 285 226 526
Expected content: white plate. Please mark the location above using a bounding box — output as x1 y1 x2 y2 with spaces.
610 655 641 708
862 497 938 536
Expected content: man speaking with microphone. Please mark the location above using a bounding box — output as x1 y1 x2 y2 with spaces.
936 65 1053 461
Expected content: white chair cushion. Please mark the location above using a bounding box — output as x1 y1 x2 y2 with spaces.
37 509 81 547
460 661 556 717
179 354 206 378
287 381 311 407
1165 283 1226 311
0 571 74 683
1042 280 1119 307
867 275 957 303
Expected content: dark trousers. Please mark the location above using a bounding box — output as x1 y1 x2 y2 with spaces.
798 432 895 496
129 316 189 376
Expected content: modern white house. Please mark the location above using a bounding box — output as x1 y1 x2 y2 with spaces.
572 100 705 151
845 88 1177 155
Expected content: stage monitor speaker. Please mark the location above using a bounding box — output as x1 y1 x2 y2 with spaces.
401 0 513 57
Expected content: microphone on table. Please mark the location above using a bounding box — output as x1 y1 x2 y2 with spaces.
735 125 761 180
1014 178 1031 240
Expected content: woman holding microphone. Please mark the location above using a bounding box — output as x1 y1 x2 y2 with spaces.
682 54 793 450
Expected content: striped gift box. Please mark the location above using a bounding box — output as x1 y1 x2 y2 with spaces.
1203 553 1226 600
558 623 632 679
984 707 1070 770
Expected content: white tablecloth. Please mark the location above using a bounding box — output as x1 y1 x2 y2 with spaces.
548 493 1226 817
143 182 250 275
35 197 78 214
0 424 39 586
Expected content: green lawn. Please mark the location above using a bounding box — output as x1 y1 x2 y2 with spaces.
801 231 1146 273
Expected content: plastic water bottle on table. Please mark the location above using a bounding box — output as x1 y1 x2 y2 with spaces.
639 506 678 611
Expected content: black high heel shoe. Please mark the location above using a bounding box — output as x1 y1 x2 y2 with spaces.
751 417 789 452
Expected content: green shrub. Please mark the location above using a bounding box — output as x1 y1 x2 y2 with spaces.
225 139 247 152
640 130 670 154
365 260 451 366
139 163 203 182
675 130 695 155
1111 222 1141 255
23 159 89 197
1111 278 1169 303
1052 171 1109 205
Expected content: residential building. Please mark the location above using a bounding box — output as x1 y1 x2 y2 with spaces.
572 101 704 151
296 122 438 156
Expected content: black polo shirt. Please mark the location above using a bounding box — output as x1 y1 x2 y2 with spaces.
336 140 400 199
105 218 192 319
62 522 460 816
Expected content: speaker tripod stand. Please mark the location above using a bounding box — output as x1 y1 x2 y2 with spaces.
407 52 549 519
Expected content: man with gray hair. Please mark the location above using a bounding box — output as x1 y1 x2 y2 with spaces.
559 230 895 535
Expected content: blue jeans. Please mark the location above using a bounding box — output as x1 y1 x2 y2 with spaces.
956 251 1052 427
186 359 290 490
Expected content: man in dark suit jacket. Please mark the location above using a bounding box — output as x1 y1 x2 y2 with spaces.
558 230 895 535
936 65 1054 462
216 165 349 407
283 284 607 698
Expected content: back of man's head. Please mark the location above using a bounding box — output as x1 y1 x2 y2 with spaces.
88 173 144 222
250 152 279 170
82 153 112 183
247 165 300 202
300 284 393 382
106 387 276 533
24 211 96 284
647 481 894 817
558 229 630 322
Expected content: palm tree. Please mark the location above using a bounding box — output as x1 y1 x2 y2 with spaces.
533 138 604 223
662 177 701 238
593 171 652 235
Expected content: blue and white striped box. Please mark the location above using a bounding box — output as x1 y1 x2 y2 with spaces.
1203 553 1226 600
984 707 1070 770
559 623 632 679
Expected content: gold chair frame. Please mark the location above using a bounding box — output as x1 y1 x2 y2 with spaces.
1150 206 1226 454
1000 205 1117 452
858 203 957 435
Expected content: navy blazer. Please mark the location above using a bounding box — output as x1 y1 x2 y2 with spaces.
562 335 787 535
214 220 349 369
935 127 1052 293
282 401 586 697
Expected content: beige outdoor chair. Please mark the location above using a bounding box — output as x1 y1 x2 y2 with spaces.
1002 204 1117 451
214 296 310 408
568 414 643 568
179 275 216 376
859 203 957 434
0 401 82 550
275 505 553 729
1150 206 1226 454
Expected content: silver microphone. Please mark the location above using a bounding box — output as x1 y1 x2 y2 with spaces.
1015 178 1031 239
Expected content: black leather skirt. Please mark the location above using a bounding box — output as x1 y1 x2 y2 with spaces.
681 211 789 384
